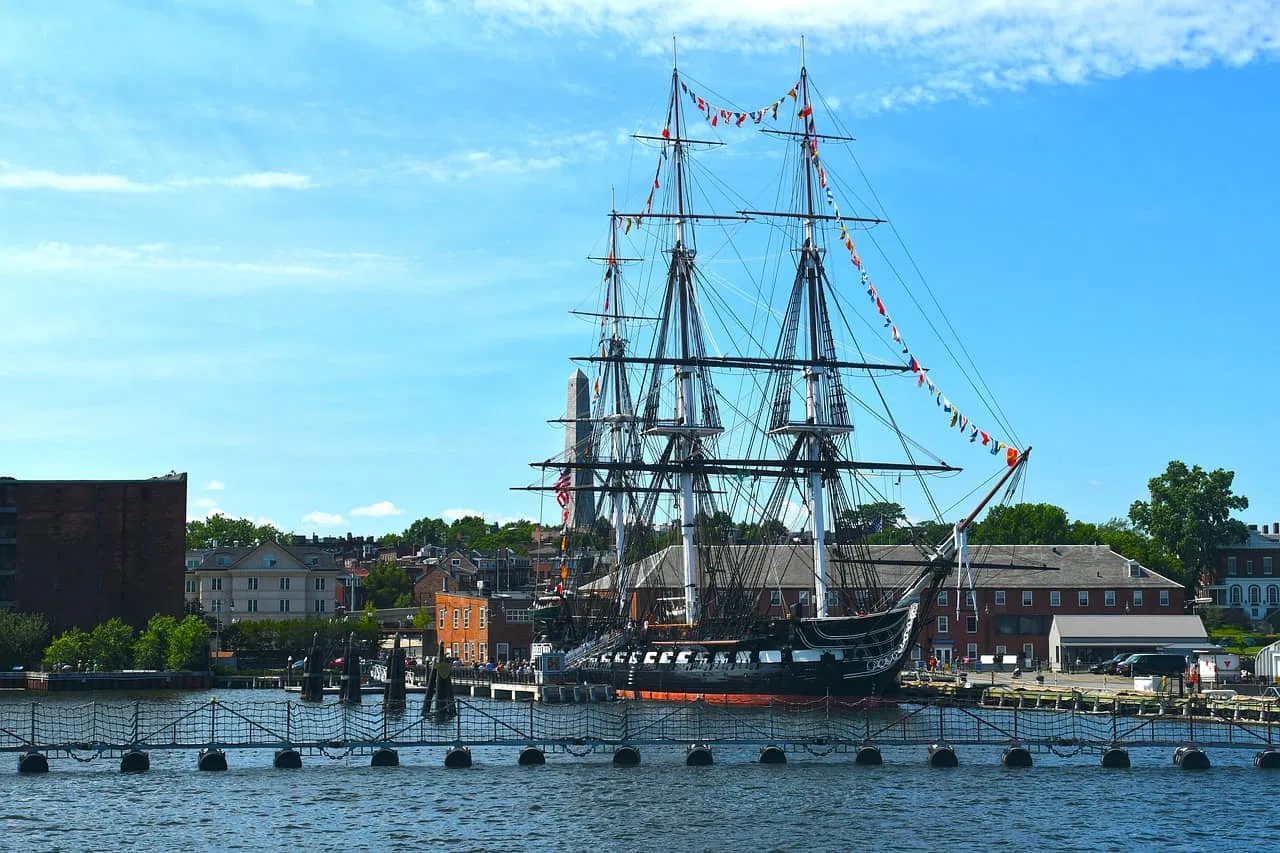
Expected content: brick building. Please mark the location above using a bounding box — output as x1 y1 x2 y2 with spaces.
433 590 534 665
584 543 1185 669
1207 522 1280 622
0 473 187 632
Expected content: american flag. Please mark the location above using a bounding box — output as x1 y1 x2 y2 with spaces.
554 470 572 508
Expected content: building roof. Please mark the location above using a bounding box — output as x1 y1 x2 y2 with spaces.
185 540 340 571
1049 615 1207 644
1 472 187 484
581 544 1182 591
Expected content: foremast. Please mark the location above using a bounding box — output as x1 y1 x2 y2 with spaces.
600 205 634 614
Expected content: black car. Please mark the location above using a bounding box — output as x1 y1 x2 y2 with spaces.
1115 653 1188 678
1089 653 1130 675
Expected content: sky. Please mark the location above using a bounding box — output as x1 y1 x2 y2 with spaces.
2 1 1279 538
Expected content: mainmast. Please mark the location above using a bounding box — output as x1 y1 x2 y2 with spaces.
602 203 632 614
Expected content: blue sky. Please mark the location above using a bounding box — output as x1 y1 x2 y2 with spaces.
3 1 1279 537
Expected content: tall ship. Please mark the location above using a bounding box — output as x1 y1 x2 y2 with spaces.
522 48 1031 703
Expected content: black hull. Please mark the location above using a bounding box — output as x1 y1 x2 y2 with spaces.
558 602 924 702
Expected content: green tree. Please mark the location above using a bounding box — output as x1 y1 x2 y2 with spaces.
970 503 1073 545
166 615 210 671
186 515 289 549
1073 518 1186 585
1129 461 1249 591
89 618 136 671
365 561 412 608
448 515 491 547
133 615 178 669
694 511 734 545
0 611 50 670
411 607 433 630
43 627 91 670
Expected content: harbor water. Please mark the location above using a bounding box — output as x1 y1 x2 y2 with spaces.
1 690 1276 852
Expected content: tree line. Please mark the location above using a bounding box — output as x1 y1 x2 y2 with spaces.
41 615 210 672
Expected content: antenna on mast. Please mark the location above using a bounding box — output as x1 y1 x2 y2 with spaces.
800 34 806 70
672 35 677 68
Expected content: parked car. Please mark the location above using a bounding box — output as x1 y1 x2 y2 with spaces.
1090 653 1130 675
1115 653 1187 678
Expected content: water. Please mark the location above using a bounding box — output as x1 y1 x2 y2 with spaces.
2 690 1277 852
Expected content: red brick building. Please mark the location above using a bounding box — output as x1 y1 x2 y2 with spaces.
0 473 187 632
584 544 1185 669
1207 523 1280 622
433 590 534 665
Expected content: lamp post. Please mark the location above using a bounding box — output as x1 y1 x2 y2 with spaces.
287 656 293 688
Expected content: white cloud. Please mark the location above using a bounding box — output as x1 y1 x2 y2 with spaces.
459 0 1280 109
204 480 226 491
0 168 154 192
195 497 219 508
0 164 313 193
302 510 345 527
256 517 281 529
351 500 405 517
402 150 566 183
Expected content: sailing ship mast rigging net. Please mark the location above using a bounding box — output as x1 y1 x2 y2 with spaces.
521 51 1028 645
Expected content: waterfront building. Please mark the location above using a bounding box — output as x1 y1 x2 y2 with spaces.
0 473 187 632
184 541 340 623
433 590 534 664
1206 523 1280 622
586 544 1185 669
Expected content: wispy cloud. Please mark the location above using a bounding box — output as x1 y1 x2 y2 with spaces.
0 165 312 193
204 480 226 491
457 0 1280 109
302 510 345 527
351 500 404 518
195 497 219 508
401 150 566 183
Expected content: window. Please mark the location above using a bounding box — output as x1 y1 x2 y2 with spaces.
307 557 319 566
994 590 1006 605
314 578 326 591
247 577 258 591
450 643 459 659
217 556 231 566
210 578 223 591
1133 590 1143 608
186 558 201 568
439 607 447 625
1049 591 1061 607
496 642 510 661
937 590 948 607
247 599 258 612
798 590 811 607
937 615 949 634
1022 590 1032 607
1249 586 1261 605
1104 590 1116 607
279 577 291 591
185 579 196 594
965 590 975 609
1227 556 1237 575
1078 591 1089 607
826 591 839 607
966 643 978 660
1230 586 1242 605
314 599 326 613
463 608 471 629
1266 557 1274 575
770 590 782 607
1269 586 1279 606
265 555 278 568
451 558 460 568
279 599 290 612
479 642 486 662
996 645 1007 657
1023 642 1035 662
966 616 978 634
1247 559 1255 576
211 598 223 612
479 607 487 628
452 609 459 629
1159 589 1170 606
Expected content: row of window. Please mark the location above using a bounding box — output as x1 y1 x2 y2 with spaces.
189 577 327 593
441 606 489 630
1226 556 1275 576
1227 585 1280 606
209 598 327 613
938 589 1170 608
915 643 1035 662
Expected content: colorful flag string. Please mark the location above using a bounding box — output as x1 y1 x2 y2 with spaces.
678 78 800 129
800 100 1021 467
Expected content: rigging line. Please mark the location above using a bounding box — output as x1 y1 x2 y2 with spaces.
829 280 946 524
841 153 1022 447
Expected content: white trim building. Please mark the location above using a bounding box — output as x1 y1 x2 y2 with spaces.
184 541 340 622
1047 614 1208 671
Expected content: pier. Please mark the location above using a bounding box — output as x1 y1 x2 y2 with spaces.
5 696 1280 772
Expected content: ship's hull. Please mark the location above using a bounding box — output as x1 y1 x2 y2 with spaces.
560 602 923 705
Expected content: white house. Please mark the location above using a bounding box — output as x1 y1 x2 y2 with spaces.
184 541 340 622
